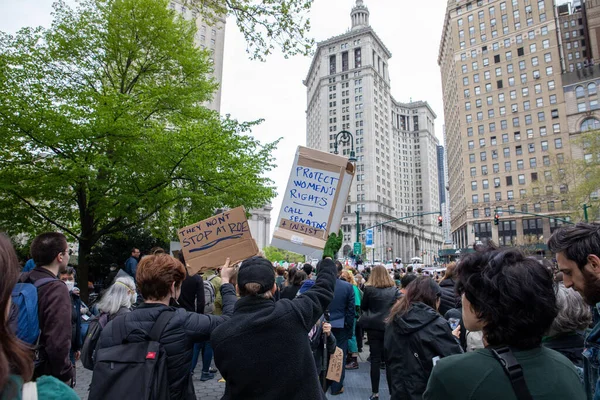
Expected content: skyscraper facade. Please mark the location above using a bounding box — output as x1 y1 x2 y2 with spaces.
305 1 443 263
439 0 573 248
169 1 226 112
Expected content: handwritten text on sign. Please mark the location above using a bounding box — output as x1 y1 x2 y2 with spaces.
178 212 250 253
282 166 340 230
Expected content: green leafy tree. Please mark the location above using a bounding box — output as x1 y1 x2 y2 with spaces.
87 227 170 283
0 0 277 300
262 246 305 263
185 0 315 61
529 130 600 223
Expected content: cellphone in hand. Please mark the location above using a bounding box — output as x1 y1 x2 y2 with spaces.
448 318 460 330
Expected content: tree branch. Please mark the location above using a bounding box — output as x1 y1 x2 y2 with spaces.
11 192 81 240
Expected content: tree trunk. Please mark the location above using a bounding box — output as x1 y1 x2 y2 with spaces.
77 239 92 303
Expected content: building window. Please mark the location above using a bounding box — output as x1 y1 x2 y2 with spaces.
581 118 600 132
576 86 585 98
354 48 362 68
555 138 563 149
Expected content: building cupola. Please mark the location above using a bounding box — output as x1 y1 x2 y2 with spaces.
351 0 370 29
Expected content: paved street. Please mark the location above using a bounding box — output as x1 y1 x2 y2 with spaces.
74 344 390 399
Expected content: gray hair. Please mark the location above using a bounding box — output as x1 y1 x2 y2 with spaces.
546 285 592 337
96 276 136 316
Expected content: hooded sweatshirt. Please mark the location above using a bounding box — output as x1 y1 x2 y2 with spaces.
384 302 463 400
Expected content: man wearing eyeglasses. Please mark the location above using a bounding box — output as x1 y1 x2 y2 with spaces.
23 232 75 385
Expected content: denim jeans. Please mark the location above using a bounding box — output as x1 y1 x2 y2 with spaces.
191 341 214 374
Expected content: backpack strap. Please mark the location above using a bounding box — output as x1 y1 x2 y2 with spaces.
149 311 176 342
489 346 534 400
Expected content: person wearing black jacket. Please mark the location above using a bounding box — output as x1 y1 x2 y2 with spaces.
385 276 462 400
91 254 237 400
299 280 337 382
438 262 461 316
280 270 307 300
211 231 342 400
59 267 82 368
358 265 400 400
177 253 205 314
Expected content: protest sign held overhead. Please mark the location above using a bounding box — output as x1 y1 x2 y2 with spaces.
271 146 355 259
177 206 259 276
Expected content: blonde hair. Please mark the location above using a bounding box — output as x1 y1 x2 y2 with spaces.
443 262 457 280
341 270 357 286
366 265 395 288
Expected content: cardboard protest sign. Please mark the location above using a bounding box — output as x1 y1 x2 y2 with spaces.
326 347 344 382
271 146 355 259
177 206 258 276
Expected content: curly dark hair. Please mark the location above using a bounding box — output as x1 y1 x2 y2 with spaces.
455 248 558 349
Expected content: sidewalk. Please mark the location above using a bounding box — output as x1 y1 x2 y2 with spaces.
74 344 390 399
326 348 391 400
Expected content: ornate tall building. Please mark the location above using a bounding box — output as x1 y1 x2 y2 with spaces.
304 1 443 263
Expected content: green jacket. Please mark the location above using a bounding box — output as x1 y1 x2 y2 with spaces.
424 347 585 400
1 375 78 400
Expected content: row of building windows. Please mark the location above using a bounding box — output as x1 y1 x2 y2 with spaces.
469 152 564 176
462 52 553 75
471 183 568 204
465 80 556 101
468 139 562 161
466 110 559 125
467 122 559 138
468 136 560 151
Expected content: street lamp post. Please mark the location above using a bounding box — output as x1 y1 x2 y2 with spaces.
333 130 358 162
333 130 358 259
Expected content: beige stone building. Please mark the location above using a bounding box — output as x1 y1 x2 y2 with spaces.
439 0 573 249
305 0 443 263
169 1 226 112
557 1 590 72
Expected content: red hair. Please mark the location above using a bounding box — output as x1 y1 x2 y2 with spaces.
136 254 186 300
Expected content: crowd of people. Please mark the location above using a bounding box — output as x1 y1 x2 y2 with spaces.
1 223 600 399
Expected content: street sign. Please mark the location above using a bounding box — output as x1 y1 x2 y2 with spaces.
365 229 374 248
353 242 362 255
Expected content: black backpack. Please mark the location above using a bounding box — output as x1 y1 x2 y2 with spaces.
80 313 109 370
88 311 176 400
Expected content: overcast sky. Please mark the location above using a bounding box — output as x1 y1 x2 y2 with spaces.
0 0 450 235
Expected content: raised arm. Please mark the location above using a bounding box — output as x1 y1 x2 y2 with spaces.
289 230 342 331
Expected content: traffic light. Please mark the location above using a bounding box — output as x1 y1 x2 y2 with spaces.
437 215 443 227
494 214 500 225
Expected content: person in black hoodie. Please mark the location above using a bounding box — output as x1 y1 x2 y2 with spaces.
438 262 461 316
358 265 400 400
542 284 591 370
211 231 342 400
384 276 462 400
